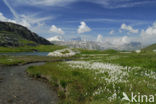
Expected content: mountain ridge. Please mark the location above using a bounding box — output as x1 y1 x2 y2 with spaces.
142 43 156 51
0 21 51 47
49 36 142 51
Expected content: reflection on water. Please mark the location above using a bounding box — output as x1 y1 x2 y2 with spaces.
0 52 49 56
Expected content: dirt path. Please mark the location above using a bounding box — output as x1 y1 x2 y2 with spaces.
0 63 58 104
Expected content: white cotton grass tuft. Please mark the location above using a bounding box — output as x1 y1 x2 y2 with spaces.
135 50 141 53
65 60 156 101
66 61 138 83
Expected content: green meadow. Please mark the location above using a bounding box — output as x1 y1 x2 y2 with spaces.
0 45 65 52
26 50 156 104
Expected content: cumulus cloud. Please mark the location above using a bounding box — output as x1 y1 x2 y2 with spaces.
140 22 156 45
0 12 7 21
120 23 139 34
117 22 156 45
96 34 104 42
105 36 130 45
0 12 16 23
96 34 132 46
47 36 64 42
50 25 64 34
109 30 114 35
120 36 130 44
77 21 91 34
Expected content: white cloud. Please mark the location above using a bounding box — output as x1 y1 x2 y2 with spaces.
140 22 156 45
117 22 156 45
47 36 64 42
0 12 32 28
77 21 91 34
0 12 51 28
1 0 55 38
9 0 77 7
96 34 103 42
120 23 139 34
120 36 130 44
0 12 7 21
10 0 155 8
109 30 114 35
106 36 130 45
0 12 16 23
0 12 8 21
17 14 52 28
87 0 156 9
50 25 64 34
2 0 52 28
20 14 52 25
0 12 54 39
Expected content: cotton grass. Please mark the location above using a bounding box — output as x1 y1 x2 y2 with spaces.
66 61 137 83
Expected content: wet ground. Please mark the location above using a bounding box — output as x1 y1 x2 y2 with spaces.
0 63 58 104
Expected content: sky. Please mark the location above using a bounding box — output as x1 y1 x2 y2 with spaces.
0 0 156 45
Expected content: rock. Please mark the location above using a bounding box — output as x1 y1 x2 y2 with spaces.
48 48 77 57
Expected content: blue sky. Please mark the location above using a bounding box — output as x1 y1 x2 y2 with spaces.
1 0 156 45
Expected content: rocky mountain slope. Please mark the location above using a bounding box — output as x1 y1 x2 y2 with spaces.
49 36 142 51
0 21 51 47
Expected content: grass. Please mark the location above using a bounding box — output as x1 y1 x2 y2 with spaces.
0 45 66 52
27 50 156 104
27 62 99 104
0 55 77 66
78 52 156 71
142 43 156 51
78 49 119 54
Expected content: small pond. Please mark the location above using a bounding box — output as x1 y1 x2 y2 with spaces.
0 52 50 56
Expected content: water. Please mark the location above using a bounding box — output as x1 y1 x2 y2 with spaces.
0 52 49 56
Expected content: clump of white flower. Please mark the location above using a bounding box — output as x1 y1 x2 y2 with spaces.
153 50 156 52
108 93 117 102
135 50 141 53
144 70 156 80
8 59 13 61
66 61 138 83
48 48 76 57
106 56 120 60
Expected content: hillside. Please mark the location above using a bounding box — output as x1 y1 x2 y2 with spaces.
142 43 156 51
0 21 51 47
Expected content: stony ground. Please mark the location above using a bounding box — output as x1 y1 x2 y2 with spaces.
0 63 58 104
